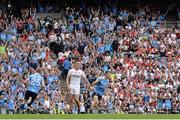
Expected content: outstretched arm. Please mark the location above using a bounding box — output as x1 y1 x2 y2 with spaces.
92 77 101 86
39 79 45 94
82 75 93 91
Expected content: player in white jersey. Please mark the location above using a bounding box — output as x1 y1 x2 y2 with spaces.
66 61 92 113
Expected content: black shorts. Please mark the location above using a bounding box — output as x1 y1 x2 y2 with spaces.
92 92 102 101
24 90 38 106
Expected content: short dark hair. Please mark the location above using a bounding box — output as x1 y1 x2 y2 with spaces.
105 71 111 74
73 55 80 61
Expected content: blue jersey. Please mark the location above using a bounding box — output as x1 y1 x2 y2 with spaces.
27 73 44 94
94 76 109 96
157 99 163 109
165 99 172 110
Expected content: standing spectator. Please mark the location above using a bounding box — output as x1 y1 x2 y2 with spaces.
62 57 71 78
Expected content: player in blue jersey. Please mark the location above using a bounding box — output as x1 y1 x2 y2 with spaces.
90 71 111 113
21 67 45 109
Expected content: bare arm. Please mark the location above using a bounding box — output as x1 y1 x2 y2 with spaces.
96 7 100 17
39 79 45 93
109 12 113 18
81 14 85 21
91 7 95 16
82 75 92 90
71 8 75 15
23 76 30 88
92 77 101 86
92 80 99 86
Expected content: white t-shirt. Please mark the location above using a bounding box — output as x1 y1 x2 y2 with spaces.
170 33 176 40
82 55 89 64
64 51 71 57
44 99 50 108
68 68 86 95
49 34 57 42
54 22 59 29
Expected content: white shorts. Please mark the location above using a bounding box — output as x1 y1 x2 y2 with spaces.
69 84 80 95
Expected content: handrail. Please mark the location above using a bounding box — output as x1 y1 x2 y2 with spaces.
164 20 179 28
166 21 177 23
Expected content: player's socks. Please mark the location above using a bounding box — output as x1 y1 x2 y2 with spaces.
78 109 80 114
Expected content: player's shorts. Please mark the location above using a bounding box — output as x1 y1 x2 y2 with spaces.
69 85 80 95
92 92 102 101
24 90 38 106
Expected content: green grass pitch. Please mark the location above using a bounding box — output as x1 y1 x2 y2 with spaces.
0 114 180 119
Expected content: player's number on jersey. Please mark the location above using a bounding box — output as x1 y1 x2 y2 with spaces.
31 77 41 86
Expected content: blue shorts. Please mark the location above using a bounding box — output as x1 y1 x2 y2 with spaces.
92 92 102 101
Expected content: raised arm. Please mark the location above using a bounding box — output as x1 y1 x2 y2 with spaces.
91 7 95 16
81 14 85 21
96 7 101 17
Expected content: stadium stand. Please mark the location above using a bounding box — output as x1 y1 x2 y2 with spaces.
0 0 180 114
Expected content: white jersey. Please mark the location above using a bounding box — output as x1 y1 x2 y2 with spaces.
68 68 86 95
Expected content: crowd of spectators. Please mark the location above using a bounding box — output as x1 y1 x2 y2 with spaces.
0 3 180 114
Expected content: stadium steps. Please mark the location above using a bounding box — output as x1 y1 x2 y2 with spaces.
61 78 71 102
48 41 71 101
165 6 178 28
